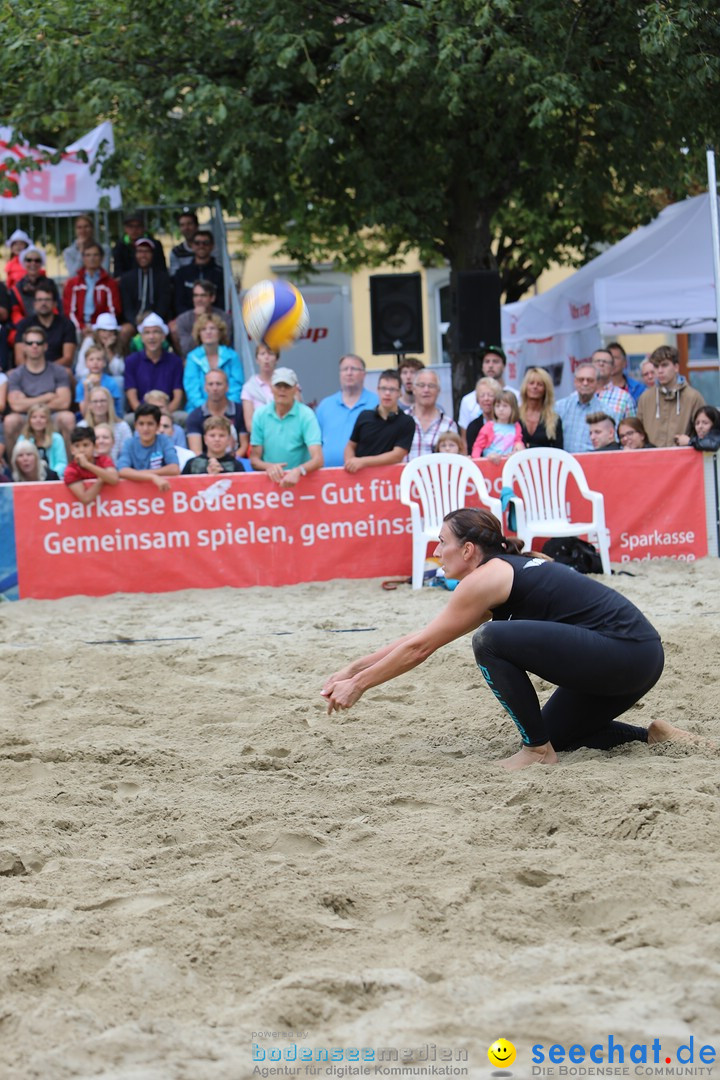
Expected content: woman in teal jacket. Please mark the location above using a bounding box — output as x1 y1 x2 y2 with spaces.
183 313 244 411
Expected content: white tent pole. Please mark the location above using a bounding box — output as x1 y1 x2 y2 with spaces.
706 147 720 376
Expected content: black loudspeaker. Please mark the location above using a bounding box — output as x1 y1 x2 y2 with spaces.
452 270 501 353
370 274 424 355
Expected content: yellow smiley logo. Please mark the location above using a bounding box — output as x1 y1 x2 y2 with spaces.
488 1039 516 1069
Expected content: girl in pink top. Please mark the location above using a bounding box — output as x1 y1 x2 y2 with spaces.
471 390 525 464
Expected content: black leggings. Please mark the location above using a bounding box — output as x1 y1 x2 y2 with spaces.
472 621 665 751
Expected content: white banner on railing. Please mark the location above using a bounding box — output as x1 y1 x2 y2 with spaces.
0 121 122 213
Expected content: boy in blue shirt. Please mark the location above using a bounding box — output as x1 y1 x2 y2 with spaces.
117 403 180 492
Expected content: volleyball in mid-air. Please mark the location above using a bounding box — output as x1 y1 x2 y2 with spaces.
242 279 310 352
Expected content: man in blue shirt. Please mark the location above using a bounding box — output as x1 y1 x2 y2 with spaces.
117 403 180 491
315 354 379 467
556 364 605 453
608 341 645 405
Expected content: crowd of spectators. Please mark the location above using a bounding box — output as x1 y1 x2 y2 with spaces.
0 218 718 506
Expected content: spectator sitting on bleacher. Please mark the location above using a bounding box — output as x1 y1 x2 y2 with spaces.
63 243 122 334
184 314 244 411
112 212 167 278
182 416 245 475
75 313 125 383
119 238 173 349
186 369 248 457
5 328 75 456
586 411 621 451
11 438 58 482
62 215 110 278
76 345 123 419
77 386 132 464
4 229 31 289
94 422 119 462
124 313 184 416
22 403 68 475
151 397 188 449
14 283 76 371
174 230 224 315
169 210 199 277
242 344 279 432
117 403 179 490
63 426 118 505
171 279 232 359
10 247 60 329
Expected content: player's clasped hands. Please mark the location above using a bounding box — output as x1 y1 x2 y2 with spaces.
321 672 363 714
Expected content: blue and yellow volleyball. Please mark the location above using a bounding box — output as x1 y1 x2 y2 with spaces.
242 279 310 352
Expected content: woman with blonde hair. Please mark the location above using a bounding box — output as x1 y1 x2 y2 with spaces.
11 438 58 482
184 313 244 411
519 367 563 449
22 403 68 474
79 385 132 463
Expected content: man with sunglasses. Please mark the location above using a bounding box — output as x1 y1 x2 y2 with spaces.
14 283 76 370
173 230 225 315
5 329 75 454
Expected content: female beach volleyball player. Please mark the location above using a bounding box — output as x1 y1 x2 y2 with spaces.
322 508 688 770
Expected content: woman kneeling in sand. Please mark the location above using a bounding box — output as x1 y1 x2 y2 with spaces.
322 508 689 770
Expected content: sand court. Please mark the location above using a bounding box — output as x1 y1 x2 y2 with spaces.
1 559 719 1079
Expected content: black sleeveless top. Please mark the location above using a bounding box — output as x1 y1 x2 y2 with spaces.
489 554 660 642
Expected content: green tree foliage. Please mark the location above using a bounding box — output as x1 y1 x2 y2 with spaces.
2 1 719 386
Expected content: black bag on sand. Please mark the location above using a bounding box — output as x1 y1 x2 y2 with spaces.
542 537 604 574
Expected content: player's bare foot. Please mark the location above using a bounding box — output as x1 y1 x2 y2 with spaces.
500 742 559 771
647 719 701 744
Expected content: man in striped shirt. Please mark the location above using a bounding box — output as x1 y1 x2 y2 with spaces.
407 369 458 458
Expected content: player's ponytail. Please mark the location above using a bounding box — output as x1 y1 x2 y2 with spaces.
443 508 524 558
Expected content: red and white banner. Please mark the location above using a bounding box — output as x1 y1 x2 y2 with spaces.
0 122 122 213
12 450 708 600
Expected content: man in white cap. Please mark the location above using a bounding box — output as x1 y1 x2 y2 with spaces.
249 367 323 487
123 313 184 415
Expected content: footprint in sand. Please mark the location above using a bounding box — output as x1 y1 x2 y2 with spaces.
77 893 174 915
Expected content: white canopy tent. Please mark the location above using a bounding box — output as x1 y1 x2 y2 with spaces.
502 193 720 394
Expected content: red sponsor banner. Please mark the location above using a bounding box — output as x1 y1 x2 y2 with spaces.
475 449 707 564
12 450 707 600
13 469 413 599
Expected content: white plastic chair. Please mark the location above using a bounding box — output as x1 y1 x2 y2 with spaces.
500 448 611 573
399 454 502 589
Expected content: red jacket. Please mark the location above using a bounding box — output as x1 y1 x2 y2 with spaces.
62 268 121 332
